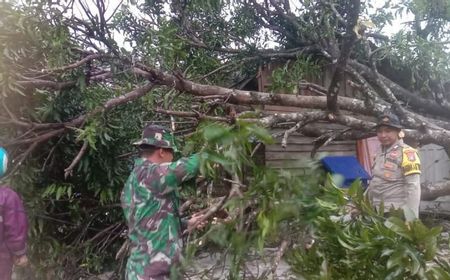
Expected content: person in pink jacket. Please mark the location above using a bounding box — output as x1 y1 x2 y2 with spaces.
0 148 28 280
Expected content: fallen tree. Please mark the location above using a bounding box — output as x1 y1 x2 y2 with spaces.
1 0 450 278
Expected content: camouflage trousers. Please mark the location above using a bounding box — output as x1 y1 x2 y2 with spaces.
125 251 183 280
125 266 182 280
144 272 170 280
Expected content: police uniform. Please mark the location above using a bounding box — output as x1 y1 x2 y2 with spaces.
366 114 421 218
121 125 200 280
367 140 421 217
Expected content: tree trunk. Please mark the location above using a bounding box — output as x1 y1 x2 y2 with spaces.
420 201 450 219
422 180 450 201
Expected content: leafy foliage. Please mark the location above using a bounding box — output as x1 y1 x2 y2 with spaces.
1 0 450 279
183 122 450 279
269 56 323 93
288 181 450 279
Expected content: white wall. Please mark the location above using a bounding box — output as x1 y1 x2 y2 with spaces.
419 144 450 184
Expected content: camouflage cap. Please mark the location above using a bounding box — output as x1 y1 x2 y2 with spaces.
375 113 402 130
133 125 177 151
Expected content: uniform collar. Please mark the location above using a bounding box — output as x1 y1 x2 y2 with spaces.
382 139 403 153
134 157 154 166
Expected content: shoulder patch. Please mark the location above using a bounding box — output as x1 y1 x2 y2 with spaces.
405 150 416 161
401 147 421 176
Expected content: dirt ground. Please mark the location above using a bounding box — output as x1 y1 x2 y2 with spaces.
184 248 300 280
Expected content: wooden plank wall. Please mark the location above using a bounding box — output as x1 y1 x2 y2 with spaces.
266 129 356 172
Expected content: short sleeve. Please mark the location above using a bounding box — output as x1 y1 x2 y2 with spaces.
401 147 421 176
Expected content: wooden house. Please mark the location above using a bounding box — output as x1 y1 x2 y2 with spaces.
251 61 449 185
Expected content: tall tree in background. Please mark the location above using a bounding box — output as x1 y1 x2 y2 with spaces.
1 0 450 278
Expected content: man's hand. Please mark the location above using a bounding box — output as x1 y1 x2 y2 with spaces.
13 255 28 267
186 212 207 233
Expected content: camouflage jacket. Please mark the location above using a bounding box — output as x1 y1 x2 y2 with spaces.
121 154 200 279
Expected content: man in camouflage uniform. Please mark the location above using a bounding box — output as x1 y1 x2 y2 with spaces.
121 125 204 280
366 113 422 219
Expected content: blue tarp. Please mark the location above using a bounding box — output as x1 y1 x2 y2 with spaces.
0 147 7 177
320 156 371 187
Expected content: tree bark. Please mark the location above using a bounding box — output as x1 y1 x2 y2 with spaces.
422 181 450 201
326 0 360 112
349 60 450 119
133 66 384 115
420 200 450 218
133 65 450 148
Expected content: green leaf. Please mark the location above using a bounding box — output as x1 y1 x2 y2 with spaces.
67 186 72 199
316 198 339 211
38 219 44 233
56 186 64 200
202 124 231 142
77 73 86 91
384 217 413 240
337 236 355 251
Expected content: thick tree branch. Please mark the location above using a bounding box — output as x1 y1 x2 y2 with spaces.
17 79 76 90
347 66 450 131
422 181 450 201
346 65 386 114
259 111 328 127
4 83 154 149
42 54 104 73
133 65 382 115
153 108 231 122
349 60 450 119
270 240 289 276
132 64 450 147
16 72 112 90
326 0 361 112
